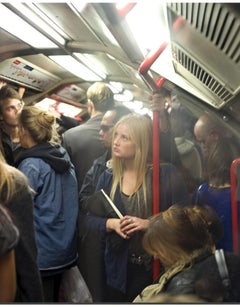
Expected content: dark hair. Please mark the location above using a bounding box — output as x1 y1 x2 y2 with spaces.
207 138 239 186
190 205 224 246
109 105 133 124
0 85 21 113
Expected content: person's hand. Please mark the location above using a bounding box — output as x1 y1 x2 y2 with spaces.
0 80 7 89
106 218 129 239
149 92 170 132
149 92 166 112
119 215 149 237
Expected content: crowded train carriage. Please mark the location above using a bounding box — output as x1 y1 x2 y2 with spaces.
0 2 240 303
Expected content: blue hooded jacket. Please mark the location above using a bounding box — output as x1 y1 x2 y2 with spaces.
15 143 78 270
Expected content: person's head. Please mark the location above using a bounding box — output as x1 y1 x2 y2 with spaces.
99 105 132 148
142 205 213 269
18 106 58 148
0 85 23 130
206 138 238 187
87 82 114 116
191 205 224 249
110 114 152 200
194 114 227 158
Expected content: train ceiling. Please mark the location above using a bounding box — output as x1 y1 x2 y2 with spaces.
0 2 239 116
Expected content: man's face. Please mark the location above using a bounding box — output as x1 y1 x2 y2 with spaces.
194 125 218 158
0 98 23 128
99 110 116 148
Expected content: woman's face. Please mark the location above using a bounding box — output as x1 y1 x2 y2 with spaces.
112 123 136 160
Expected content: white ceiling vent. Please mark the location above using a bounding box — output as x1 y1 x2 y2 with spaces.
167 3 240 108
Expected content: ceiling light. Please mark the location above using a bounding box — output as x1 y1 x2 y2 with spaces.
74 53 107 79
49 55 103 81
109 82 123 93
22 3 66 45
0 3 58 49
114 90 133 102
125 2 169 57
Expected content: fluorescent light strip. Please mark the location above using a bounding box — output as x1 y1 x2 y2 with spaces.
0 4 58 49
109 81 123 92
125 2 169 57
14 3 66 45
74 53 107 79
49 55 103 81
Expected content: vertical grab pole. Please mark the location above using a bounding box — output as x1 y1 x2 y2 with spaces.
139 73 163 281
138 16 183 280
230 158 239 254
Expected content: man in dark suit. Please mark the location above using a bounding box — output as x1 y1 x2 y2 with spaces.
62 82 114 191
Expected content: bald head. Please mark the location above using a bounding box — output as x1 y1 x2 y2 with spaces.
194 114 226 158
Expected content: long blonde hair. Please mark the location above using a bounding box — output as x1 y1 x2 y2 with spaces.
0 150 29 204
110 114 152 204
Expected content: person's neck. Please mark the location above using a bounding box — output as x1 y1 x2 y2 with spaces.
123 158 135 171
91 110 102 118
3 125 19 143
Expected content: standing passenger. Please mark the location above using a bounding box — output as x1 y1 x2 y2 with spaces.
0 85 24 165
78 105 132 302
62 82 115 190
15 106 78 302
82 114 189 302
79 105 133 205
194 113 240 162
192 138 240 252
0 151 44 302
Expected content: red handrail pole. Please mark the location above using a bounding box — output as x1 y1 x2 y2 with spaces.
138 15 184 280
152 109 160 280
230 159 240 254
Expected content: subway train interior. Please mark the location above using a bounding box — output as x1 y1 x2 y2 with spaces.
0 1 240 303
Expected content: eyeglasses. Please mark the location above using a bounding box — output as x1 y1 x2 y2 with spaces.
100 124 114 132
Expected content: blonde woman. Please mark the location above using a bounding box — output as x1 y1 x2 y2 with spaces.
0 151 43 302
15 106 79 302
82 114 189 302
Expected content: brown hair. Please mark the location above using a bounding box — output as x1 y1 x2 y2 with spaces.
143 205 213 268
18 106 59 143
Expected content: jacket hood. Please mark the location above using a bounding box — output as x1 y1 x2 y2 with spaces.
15 143 71 174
